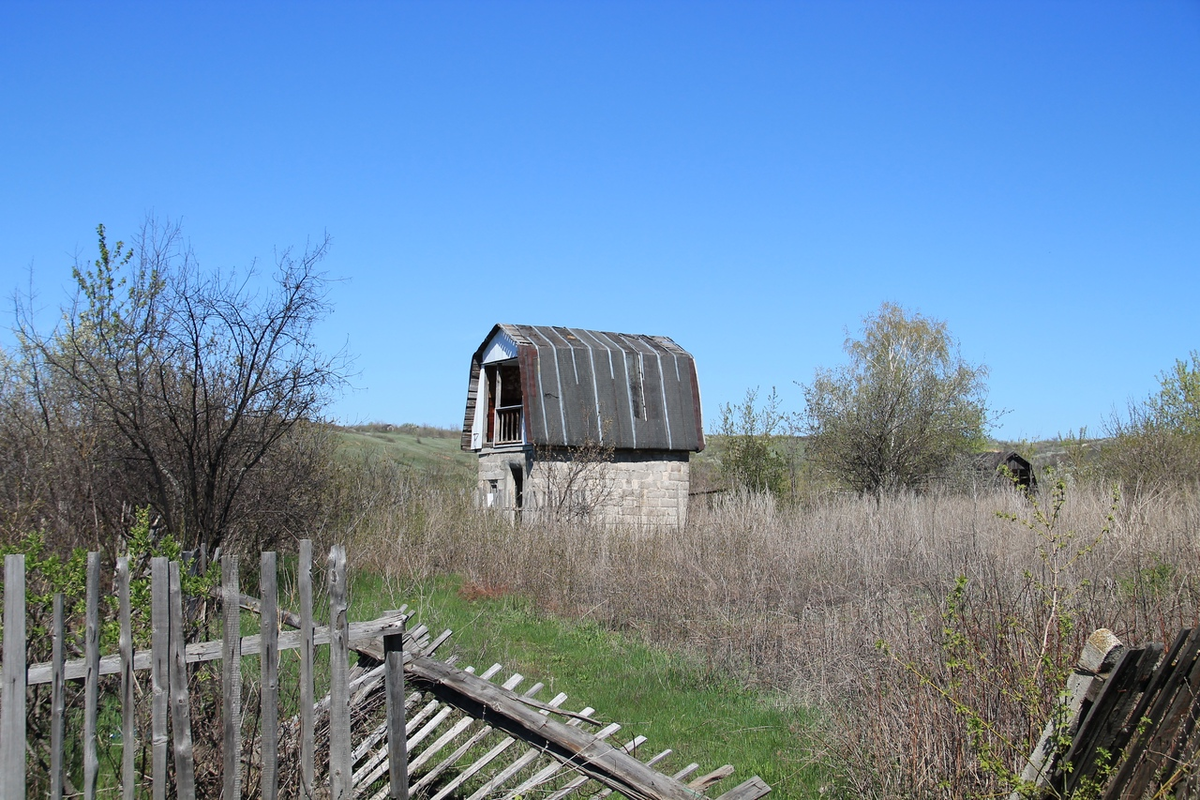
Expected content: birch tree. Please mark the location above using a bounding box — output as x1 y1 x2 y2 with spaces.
800 302 989 494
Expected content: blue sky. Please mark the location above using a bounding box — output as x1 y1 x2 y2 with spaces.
2 2 1197 440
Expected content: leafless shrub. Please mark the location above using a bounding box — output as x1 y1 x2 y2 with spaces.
529 437 617 523
2 218 350 555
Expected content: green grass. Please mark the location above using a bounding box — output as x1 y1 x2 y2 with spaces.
345 573 835 799
332 424 475 482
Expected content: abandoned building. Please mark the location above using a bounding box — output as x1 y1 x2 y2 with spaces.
973 450 1038 492
460 323 705 526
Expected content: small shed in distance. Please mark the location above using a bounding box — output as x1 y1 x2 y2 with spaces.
974 450 1038 492
460 323 705 526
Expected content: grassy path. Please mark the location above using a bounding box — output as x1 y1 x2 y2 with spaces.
348 573 834 799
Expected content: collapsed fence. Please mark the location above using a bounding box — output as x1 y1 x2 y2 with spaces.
0 543 770 800
1018 627 1200 799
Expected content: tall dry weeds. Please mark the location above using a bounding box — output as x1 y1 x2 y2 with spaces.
346 475 1200 798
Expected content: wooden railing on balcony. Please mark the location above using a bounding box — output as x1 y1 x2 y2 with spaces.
494 405 523 444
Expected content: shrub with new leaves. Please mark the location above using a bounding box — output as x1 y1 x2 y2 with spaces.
1104 350 1200 490
800 302 990 494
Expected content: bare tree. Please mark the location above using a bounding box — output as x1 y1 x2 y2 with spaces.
11 218 349 552
532 437 617 523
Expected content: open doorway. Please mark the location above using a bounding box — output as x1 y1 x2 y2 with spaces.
509 463 524 512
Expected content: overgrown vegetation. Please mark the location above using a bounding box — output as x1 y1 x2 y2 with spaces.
800 302 991 493
715 387 794 498
1103 350 1200 490
4 230 1200 799
346 474 1200 798
1 218 350 555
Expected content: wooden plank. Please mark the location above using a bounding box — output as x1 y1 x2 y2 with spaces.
1105 627 1200 798
299 538 316 800
1136 644 1200 794
1 554 26 800
50 593 65 800
23 609 409 684
222 555 243 800
261 551 280 800
408 654 709 800
429 692 569 800
542 736 657 800
408 704 454 750
672 763 701 781
328 544 352 799
117 557 136 800
1059 644 1162 796
151 557 170 800
405 665 507 776
689 765 735 790
408 674 532 797
385 624 410 800
169 560 197 799
355 702 457 791
714 777 772 800
501 712 608 800
1012 628 1124 797
83 551 100 800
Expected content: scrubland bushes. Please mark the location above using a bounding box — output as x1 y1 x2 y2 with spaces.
0 219 349 556
343 470 1200 798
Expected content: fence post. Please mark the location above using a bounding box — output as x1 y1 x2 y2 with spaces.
51 592 65 800
329 545 352 799
222 554 243 800
1012 629 1124 798
151 557 170 800
117 556 136 800
385 618 410 800
261 550 280 800
299 539 316 799
1 554 26 800
83 551 100 800
169 560 197 799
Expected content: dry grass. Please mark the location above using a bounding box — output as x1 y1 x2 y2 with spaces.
346 473 1200 798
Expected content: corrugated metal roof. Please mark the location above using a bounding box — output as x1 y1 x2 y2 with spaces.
461 323 705 452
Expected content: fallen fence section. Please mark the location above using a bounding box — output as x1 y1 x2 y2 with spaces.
0 545 770 800
1017 626 1200 799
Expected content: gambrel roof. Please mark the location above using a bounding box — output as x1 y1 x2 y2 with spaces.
461 323 705 452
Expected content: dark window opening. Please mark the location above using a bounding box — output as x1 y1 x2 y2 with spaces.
510 464 524 510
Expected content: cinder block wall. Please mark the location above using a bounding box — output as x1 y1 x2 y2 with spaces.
475 448 690 526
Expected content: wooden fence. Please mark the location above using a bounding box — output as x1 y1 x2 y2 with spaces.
0 542 413 799
1 543 770 800
1018 627 1200 798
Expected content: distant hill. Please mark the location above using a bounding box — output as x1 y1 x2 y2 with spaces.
332 423 476 484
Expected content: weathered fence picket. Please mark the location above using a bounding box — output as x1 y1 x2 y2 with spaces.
299 538 316 799
384 618 410 800
329 543 353 799
262 550 280 800
117 557 136 800
2 554 26 800
1018 626 1200 798
50 592 65 800
83 552 101 800
151 555 170 800
223 554 243 800
169 559 197 799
